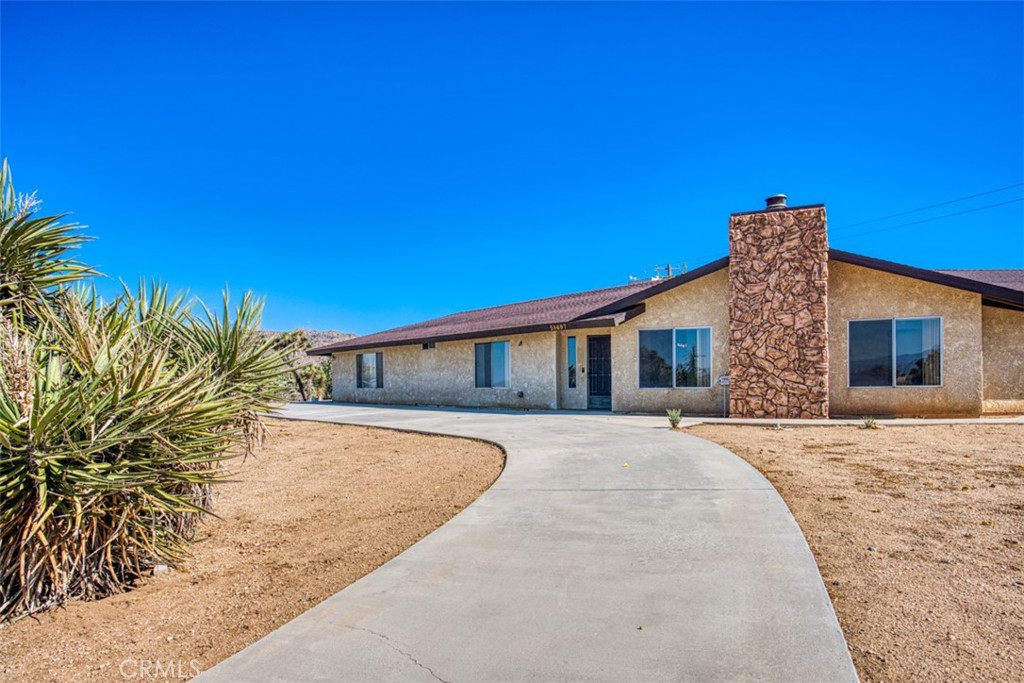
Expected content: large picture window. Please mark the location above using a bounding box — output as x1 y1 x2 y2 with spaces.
848 317 942 387
638 328 712 388
356 352 383 389
475 341 510 388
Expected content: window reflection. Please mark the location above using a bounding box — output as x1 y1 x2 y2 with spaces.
849 318 941 387
638 330 673 388
567 336 577 388
895 318 941 386
675 328 711 387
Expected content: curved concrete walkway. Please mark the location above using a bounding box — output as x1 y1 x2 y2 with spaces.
195 404 857 682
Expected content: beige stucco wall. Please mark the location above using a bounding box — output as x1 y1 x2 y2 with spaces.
331 331 559 410
610 268 731 415
327 269 731 415
327 261 1010 417
828 261 984 417
981 306 1024 413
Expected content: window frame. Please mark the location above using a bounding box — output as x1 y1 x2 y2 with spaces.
846 316 944 389
355 352 384 389
474 340 511 389
636 326 714 390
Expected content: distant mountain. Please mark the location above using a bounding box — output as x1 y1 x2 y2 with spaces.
262 329 357 365
301 329 357 350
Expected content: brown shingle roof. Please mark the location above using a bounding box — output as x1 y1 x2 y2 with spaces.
936 269 1024 293
309 279 664 354
311 253 1023 356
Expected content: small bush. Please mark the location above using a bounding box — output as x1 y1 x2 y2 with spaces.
861 416 880 430
666 408 682 429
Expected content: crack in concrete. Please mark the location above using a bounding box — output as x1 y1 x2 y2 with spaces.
349 626 453 683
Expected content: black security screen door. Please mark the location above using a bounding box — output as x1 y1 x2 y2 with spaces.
587 335 612 410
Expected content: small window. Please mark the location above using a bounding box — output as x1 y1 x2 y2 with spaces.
422 341 435 350
475 341 509 388
567 336 577 388
356 352 383 389
849 318 941 387
638 328 712 388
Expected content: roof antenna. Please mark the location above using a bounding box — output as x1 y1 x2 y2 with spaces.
653 263 685 279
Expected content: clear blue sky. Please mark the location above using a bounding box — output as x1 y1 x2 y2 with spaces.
2 1 1021 334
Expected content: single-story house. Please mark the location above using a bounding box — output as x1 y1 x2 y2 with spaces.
310 195 1024 418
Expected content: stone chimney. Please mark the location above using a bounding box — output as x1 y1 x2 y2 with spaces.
728 196 829 418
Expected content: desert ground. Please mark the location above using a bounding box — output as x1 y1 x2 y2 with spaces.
0 418 504 682
688 423 1023 683
3 417 1021 682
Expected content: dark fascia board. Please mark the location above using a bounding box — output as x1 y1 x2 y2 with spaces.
830 249 1024 310
308 309 644 355
307 326 553 354
567 303 647 329
310 249 1022 357
982 298 1024 311
311 266 722 356
308 346 346 356
576 257 730 320
617 303 648 324
729 203 825 217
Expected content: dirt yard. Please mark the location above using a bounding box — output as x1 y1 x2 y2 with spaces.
0 418 504 682
688 423 1023 683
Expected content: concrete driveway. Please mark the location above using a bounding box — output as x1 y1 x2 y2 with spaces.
194 403 857 682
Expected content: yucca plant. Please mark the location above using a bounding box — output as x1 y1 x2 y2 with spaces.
0 159 293 620
183 290 296 450
272 328 320 401
0 311 235 616
0 159 94 322
313 357 333 400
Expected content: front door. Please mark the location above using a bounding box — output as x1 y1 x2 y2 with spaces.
587 335 612 410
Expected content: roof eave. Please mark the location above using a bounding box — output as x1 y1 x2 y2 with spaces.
577 257 730 320
309 307 646 355
311 250 1021 357
829 249 1024 310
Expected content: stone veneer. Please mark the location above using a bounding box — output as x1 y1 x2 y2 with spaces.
728 205 829 418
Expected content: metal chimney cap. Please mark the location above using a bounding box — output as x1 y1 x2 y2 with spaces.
765 194 788 210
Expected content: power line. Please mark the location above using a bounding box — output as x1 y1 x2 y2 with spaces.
831 197 1024 243
830 182 1024 233
656 185 1023 268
